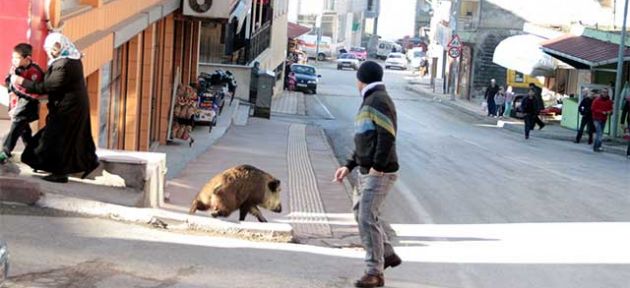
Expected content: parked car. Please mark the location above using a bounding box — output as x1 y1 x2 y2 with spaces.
291 63 321 94
384 52 408 70
1 240 8 285
349 47 367 61
336 53 360 70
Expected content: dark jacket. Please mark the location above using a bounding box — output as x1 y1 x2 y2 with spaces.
578 97 593 117
621 98 629 125
485 84 499 102
520 96 537 115
531 85 545 111
20 58 98 175
4 63 44 122
345 85 399 174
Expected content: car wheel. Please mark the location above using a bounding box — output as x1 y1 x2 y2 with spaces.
385 66 389 69
317 53 326 61
337 65 341 70
312 88 317 94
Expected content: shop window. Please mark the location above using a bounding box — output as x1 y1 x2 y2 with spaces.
99 61 111 148
108 46 125 149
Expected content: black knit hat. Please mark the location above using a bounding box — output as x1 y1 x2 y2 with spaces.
356 60 383 84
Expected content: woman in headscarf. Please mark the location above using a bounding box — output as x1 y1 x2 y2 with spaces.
11 32 99 183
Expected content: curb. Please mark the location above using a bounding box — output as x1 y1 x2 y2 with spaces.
37 193 294 242
406 83 630 157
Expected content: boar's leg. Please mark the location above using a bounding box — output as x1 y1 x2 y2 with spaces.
249 206 268 222
239 206 249 221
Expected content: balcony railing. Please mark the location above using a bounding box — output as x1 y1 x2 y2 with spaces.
241 21 271 65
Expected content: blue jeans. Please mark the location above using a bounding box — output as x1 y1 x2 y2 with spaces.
353 172 398 275
593 120 605 150
504 102 513 118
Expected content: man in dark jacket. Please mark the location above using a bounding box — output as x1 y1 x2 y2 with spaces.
521 88 538 139
484 79 499 117
334 61 400 288
249 61 260 104
528 83 546 130
575 89 595 144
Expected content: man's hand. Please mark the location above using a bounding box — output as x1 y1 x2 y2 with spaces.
333 166 349 182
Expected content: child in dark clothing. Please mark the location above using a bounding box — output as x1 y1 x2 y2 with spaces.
1 43 45 164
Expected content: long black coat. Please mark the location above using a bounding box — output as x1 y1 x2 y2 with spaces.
21 58 98 175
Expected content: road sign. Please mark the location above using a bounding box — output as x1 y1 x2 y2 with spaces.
448 47 461 58
448 35 462 48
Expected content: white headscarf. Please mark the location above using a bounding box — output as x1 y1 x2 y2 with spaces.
44 32 81 66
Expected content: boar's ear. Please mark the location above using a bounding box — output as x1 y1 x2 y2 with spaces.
213 184 224 195
268 179 281 192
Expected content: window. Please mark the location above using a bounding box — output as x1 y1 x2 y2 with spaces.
515 71 525 83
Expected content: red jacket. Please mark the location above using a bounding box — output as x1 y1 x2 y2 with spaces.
591 96 613 122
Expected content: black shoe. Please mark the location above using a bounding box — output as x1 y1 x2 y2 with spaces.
42 174 68 183
384 253 402 269
354 273 384 288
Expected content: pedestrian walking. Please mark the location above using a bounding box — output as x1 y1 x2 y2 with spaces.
528 83 546 130
333 60 401 288
484 79 499 117
10 32 99 183
591 90 613 152
575 88 595 144
494 86 506 118
621 93 630 157
249 61 260 104
504 86 515 118
520 88 538 140
0 43 45 164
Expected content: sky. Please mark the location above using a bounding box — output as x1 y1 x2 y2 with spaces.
377 0 417 41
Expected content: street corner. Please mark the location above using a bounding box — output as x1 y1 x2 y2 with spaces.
0 176 42 206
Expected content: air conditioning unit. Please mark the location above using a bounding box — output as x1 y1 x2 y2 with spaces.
183 0 240 19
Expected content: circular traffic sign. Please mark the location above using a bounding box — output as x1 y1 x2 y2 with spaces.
448 47 461 58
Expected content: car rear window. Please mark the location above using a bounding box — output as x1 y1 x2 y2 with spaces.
292 65 316 75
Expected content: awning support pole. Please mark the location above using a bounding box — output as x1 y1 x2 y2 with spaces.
612 0 629 138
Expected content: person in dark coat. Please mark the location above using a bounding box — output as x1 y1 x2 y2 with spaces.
11 32 98 183
575 89 595 144
621 94 630 157
520 88 538 140
484 79 499 117
249 61 260 104
528 83 546 130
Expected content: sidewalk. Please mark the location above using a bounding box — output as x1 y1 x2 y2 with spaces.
406 77 629 157
1 91 359 246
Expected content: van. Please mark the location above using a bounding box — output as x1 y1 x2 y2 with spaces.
377 40 402 60
298 34 335 61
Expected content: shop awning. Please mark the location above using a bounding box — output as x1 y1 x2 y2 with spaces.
541 34 630 69
288 22 311 39
492 34 558 76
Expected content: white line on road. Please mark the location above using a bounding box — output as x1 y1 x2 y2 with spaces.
313 94 336 120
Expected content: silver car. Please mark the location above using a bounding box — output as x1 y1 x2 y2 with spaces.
0 240 7 285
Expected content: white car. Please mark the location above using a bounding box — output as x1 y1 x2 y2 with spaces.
336 53 360 70
384 52 408 70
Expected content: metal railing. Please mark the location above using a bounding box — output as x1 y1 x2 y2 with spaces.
244 22 272 65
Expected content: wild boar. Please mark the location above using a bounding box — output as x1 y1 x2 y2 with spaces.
189 165 282 222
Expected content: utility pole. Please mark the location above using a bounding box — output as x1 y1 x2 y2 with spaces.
315 14 322 64
612 0 629 138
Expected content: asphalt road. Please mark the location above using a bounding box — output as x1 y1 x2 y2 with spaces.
307 61 630 287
